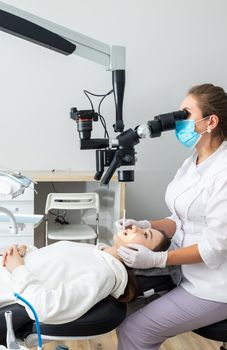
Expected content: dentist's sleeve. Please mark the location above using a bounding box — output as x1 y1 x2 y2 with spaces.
11 265 114 324
198 174 227 269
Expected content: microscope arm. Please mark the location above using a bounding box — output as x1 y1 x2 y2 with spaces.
0 1 126 132
0 1 125 70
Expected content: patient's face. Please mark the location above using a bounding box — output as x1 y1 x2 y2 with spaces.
113 225 164 250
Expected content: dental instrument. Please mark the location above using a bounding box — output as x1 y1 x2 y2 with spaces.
5 311 20 349
0 170 43 245
4 310 28 350
122 209 126 231
0 169 35 235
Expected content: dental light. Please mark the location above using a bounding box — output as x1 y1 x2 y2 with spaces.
0 169 34 234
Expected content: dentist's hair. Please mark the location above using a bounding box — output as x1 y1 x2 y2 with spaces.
188 83 227 140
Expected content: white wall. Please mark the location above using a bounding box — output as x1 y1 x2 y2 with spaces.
1 0 227 220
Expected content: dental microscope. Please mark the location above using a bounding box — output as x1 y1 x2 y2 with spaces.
0 1 188 186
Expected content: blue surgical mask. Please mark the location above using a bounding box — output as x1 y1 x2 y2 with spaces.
175 116 210 149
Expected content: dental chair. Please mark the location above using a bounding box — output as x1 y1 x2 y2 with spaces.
7 275 227 350
12 275 174 348
193 321 227 350
16 297 126 346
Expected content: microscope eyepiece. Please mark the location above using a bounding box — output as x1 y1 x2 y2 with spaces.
147 109 188 138
171 109 188 120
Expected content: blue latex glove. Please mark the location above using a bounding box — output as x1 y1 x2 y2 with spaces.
117 243 168 269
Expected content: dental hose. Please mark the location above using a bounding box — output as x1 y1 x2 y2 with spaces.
14 293 42 350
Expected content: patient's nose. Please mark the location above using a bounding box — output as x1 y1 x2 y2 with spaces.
132 225 144 234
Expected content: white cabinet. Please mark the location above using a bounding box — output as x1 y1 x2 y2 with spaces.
0 171 125 249
24 171 125 247
0 186 34 252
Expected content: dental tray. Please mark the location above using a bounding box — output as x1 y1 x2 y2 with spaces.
0 214 44 228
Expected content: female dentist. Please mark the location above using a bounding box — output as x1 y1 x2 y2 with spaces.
117 83 227 350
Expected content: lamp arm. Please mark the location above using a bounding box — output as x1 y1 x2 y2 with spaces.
0 207 18 234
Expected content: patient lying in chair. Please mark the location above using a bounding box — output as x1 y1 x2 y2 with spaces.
0 226 170 329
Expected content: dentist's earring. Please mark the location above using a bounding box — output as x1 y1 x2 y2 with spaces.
207 128 212 133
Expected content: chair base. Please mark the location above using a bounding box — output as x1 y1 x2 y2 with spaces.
194 319 227 342
18 297 126 348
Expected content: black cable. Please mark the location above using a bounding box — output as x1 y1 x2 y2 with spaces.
49 183 69 224
84 90 112 98
55 214 69 225
99 113 109 138
83 89 113 138
49 210 69 225
98 92 112 138
83 90 94 110
49 210 57 216
51 182 58 192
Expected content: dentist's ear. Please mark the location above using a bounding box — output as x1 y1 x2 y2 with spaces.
208 114 219 130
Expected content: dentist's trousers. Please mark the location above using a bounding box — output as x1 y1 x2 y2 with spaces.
117 286 227 350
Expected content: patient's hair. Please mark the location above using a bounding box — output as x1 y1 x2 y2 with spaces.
118 267 139 303
153 230 171 252
118 230 171 303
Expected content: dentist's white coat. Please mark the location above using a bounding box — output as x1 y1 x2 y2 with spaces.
165 141 227 302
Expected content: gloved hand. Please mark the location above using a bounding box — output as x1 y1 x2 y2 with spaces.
115 218 151 231
117 243 168 269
